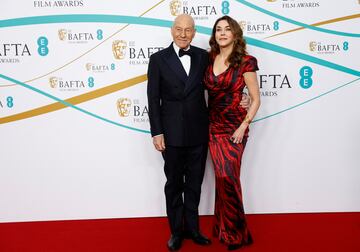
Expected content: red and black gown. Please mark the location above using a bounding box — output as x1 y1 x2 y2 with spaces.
204 54 259 246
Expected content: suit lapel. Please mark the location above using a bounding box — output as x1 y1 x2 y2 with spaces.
184 46 202 94
164 43 188 85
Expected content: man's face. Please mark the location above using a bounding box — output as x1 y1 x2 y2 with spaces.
171 15 195 49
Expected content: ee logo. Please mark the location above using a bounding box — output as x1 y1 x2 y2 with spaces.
299 66 313 89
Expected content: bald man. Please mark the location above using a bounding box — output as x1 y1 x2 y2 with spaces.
147 14 211 250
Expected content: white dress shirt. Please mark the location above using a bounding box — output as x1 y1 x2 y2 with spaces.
173 42 191 76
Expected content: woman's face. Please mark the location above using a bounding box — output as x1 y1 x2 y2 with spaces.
215 20 235 48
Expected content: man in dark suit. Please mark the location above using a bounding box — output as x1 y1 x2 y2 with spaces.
147 14 211 251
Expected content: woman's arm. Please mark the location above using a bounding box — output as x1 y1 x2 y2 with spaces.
231 71 260 144
241 71 261 126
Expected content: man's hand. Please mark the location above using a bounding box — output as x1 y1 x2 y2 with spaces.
239 93 251 110
153 134 165 152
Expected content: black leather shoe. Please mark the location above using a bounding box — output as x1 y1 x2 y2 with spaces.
184 231 211 245
167 235 183 251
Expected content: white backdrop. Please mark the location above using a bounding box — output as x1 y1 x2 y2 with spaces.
0 0 359 223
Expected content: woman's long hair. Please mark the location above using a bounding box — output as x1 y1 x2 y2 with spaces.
209 15 247 67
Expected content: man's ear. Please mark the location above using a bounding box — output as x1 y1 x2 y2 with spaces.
192 29 197 39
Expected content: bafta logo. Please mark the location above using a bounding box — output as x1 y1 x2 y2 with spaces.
86 63 93 71
58 29 67 41
238 21 246 31
267 0 277 2
49 77 58 88
117 98 132 117
112 40 127 60
170 0 181 16
309 41 317 51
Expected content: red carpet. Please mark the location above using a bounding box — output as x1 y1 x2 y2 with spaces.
1 213 359 252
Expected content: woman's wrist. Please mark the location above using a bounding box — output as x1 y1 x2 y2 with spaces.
243 115 252 125
239 122 249 129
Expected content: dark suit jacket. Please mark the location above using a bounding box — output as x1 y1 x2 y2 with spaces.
147 43 209 147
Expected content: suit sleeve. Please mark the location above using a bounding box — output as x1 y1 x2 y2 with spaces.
147 54 163 137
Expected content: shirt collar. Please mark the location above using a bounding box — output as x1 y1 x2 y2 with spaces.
173 42 190 57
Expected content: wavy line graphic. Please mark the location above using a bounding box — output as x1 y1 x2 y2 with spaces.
1 14 359 131
253 78 360 123
265 14 360 39
1 73 359 131
0 0 165 88
0 15 359 77
0 73 150 133
245 37 360 77
0 15 172 29
235 0 360 37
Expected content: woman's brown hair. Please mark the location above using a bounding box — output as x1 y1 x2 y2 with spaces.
209 15 247 67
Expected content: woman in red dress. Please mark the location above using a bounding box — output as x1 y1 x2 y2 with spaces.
204 16 261 250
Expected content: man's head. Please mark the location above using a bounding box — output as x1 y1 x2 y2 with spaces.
171 14 195 49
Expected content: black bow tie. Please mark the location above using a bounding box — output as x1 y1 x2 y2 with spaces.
179 48 192 57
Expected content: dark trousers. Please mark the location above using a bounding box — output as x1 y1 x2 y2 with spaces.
162 144 208 236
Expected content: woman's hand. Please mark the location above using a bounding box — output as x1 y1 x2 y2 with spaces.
230 124 248 144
